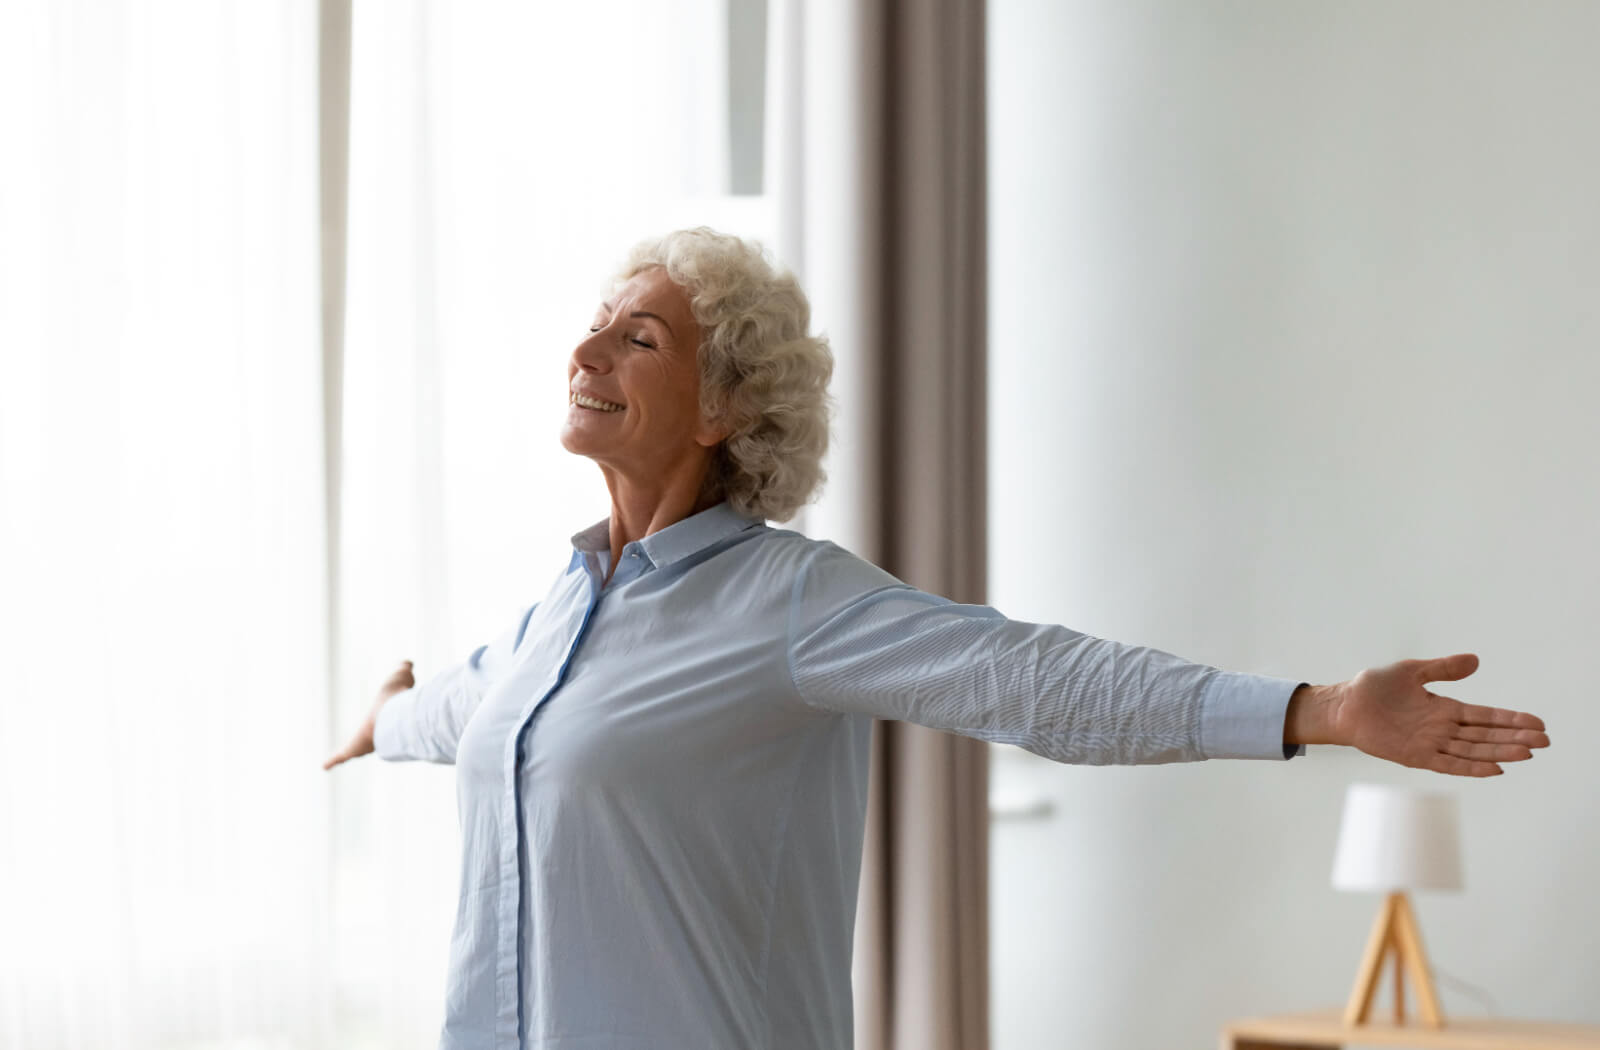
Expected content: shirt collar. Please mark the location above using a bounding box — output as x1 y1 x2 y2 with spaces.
569 500 763 571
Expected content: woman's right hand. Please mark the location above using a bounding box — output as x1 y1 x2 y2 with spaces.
322 660 416 771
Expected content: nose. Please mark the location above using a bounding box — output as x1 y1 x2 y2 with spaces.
570 328 615 375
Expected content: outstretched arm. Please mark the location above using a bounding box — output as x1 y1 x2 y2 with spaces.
788 542 1301 765
322 600 540 769
323 660 415 770
1284 653 1548 776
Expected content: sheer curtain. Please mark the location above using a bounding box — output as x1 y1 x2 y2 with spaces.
1 1 772 1047
331 1 775 1045
0 3 333 1049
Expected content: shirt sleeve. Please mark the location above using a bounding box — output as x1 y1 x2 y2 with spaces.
786 541 1303 764
373 601 540 765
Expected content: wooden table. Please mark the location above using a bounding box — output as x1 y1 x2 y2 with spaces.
1221 1009 1600 1049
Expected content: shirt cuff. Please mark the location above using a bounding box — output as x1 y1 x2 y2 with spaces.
372 687 417 760
1199 672 1306 760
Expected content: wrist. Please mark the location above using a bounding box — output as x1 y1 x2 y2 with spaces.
1284 682 1344 747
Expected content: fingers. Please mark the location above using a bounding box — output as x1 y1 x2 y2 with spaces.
1455 725 1549 748
1428 703 1549 773
1428 753 1503 777
390 659 416 688
322 751 347 771
1443 739 1532 762
1414 652 1479 683
1456 701 1545 733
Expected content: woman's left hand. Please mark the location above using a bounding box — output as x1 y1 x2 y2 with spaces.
1292 653 1549 776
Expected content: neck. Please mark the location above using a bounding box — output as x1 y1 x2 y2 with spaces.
598 456 721 584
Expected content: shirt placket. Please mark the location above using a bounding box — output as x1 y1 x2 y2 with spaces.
498 545 649 1048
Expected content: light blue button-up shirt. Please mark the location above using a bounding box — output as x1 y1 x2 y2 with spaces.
375 501 1302 1049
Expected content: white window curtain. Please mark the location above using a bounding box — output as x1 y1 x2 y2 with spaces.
0 3 332 1049
3 1 774 1048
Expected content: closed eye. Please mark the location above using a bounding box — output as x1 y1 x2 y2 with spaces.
588 324 654 350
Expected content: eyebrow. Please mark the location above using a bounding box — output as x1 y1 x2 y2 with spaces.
600 302 675 338
629 311 674 336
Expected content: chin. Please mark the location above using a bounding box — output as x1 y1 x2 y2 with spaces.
559 427 612 464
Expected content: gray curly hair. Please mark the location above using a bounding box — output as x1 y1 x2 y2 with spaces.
612 227 833 523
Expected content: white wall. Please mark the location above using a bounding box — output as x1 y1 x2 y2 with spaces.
986 3 1600 1048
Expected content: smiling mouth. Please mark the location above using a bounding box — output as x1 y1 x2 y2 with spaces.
571 392 625 412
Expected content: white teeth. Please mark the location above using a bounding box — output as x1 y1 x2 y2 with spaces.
571 392 624 412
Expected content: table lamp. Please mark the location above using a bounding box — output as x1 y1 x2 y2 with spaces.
1331 782 1462 1029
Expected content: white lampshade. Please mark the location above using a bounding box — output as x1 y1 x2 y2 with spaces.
1331 783 1463 892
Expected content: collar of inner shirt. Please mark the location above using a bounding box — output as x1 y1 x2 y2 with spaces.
567 500 765 580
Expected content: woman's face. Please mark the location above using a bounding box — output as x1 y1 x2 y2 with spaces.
560 266 722 479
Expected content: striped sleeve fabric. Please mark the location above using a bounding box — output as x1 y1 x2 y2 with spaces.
786 541 1299 764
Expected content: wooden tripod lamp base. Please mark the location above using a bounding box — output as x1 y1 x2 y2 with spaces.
1344 890 1444 1028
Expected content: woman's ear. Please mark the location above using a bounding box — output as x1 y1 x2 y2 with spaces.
693 404 732 448
694 421 730 448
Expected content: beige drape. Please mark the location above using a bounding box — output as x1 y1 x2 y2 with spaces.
850 4 990 1047
771 1 992 1047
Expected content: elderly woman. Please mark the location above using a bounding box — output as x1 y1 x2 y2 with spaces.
324 227 1548 1050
